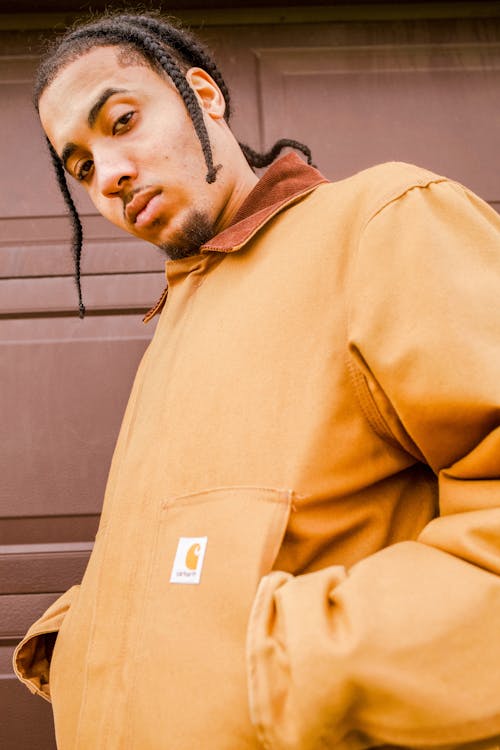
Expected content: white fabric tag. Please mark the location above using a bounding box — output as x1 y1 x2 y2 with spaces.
170 536 208 584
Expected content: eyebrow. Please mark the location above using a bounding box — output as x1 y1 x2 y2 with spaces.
87 87 128 127
59 87 128 172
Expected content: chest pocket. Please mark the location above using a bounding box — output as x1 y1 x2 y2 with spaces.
127 486 292 750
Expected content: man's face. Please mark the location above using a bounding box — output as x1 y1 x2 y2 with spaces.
39 46 236 257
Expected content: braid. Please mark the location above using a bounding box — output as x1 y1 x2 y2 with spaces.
116 14 232 121
66 21 220 183
239 139 315 169
137 32 221 183
35 11 314 317
47 140 85 318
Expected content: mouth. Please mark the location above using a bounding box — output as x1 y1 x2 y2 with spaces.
125 188 163 227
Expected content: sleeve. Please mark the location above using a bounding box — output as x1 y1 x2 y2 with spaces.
246 179 500 750
13 585 79 702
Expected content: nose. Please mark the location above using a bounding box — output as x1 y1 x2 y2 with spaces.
95 149 138 197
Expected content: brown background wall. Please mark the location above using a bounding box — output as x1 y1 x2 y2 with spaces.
1 2 500 747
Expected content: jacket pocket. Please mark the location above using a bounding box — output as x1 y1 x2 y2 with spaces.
126 486 292 750
12 584 80 702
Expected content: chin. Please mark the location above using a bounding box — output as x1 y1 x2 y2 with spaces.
158 209 215 260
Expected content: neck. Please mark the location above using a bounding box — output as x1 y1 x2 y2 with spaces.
213 159 259 234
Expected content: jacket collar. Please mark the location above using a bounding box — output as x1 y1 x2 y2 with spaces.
143 152 328 322
200 152 328 253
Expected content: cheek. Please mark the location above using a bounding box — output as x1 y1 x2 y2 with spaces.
155 122 209 177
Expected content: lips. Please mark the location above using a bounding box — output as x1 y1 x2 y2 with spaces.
125 188 162 225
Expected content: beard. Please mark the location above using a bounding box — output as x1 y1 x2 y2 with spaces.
158 210 215 261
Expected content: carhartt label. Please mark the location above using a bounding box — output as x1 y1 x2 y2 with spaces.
170 536 208 584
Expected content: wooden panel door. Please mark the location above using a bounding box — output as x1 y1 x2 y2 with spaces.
256 38 500 210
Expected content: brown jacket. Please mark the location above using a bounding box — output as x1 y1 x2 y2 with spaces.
14 155 500 749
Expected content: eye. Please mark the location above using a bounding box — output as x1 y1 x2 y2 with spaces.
76 159 94 182
112 111 135 135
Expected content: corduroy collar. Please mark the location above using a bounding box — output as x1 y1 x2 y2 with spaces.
143 152 328 322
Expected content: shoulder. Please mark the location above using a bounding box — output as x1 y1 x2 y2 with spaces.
350 161 448 211
312 161 449 224
308 161 499 237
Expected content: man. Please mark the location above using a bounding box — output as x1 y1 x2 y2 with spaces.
13 12 500 750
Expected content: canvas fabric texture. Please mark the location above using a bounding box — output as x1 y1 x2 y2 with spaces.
14 154 500 750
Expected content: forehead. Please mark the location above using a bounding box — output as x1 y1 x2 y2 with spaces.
38 46 176 148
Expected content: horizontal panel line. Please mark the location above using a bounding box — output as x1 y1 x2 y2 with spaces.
0 308 151 320
257 41 500 53
280 65 500 73
1 635 28 643
0 542 94 555
0 239 151 249
0 592 66 599
0 270 165 281
0 54 38 61
1 587 87 598
1 4 500 31
1 589 81 598
0 212 102 221
1 513 99 522
0 238 153 248
1 337 150 347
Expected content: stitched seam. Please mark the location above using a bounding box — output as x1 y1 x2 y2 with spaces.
346 356 402 449
360 175 450 234
143 285 168 324
346 175 451 450
162 487 295 511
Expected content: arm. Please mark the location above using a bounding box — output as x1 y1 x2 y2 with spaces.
247 179 500 750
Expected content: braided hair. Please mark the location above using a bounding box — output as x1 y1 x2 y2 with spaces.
34 12 314 317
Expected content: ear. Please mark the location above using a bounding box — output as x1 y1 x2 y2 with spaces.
186 67 226 119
